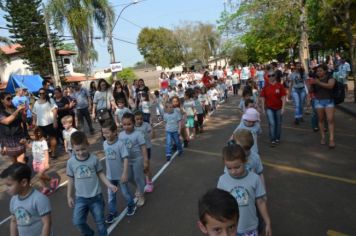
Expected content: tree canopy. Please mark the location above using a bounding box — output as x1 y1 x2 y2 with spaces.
137 27 183 69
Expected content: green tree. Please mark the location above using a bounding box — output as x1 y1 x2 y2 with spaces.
47 0 114 76
137 27 183 68
2 0 61 75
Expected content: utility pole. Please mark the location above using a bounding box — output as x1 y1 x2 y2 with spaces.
43 3 61 87
299 0 310 74
107 1 138 66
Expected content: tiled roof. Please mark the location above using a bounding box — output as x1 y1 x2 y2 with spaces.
0 44 77 56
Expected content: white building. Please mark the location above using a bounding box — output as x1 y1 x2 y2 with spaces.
0 43 88 89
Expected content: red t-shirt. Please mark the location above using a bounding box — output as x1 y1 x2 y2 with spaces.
250 67 256 78
260 82 286 110
202 75 212 88
160 79 169 89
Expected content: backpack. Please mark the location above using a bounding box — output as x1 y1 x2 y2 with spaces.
332 80 345 105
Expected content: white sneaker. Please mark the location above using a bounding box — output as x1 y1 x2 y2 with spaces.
137 196 145 207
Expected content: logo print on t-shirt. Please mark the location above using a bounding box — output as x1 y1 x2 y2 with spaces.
231 186 249 206
75 165 92 179
14 207 31 226
124 139 133 149
106 147 116 160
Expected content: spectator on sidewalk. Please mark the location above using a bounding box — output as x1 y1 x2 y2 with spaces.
309 64 336 149
32 88 58 159
0 92 27 163
54 87 71 143
93 79 116 127
260 70 286 147
72 83 95 134
289 62 307 125
12 88 32 139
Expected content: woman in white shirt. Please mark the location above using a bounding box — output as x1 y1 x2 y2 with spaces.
32 88 58 158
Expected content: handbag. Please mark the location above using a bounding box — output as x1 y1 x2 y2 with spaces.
97 92 112 122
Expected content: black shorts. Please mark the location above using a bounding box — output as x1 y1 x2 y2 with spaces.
147 148 151 160
39 124 57 138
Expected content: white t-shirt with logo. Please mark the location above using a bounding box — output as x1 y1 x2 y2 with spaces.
32 140 48 163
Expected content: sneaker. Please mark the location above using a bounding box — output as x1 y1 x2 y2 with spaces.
144 182 154 193
270 141 277 147
294 119 299 125
275 139 280 144
183 140 189 148
50 178 59 191
178 151 183 156
137 196 145 207
126 205 137 216
105 213 118 224
166 156 171 162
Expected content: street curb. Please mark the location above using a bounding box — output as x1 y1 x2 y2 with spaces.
337 104 356 117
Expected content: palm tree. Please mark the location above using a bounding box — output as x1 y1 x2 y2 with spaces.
47 0 114 74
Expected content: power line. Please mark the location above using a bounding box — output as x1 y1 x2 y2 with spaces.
112 0 147 8
113 37 136 45
120 16 143 29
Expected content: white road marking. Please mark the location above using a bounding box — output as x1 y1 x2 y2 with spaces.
0 100 221 228
107 150 179 234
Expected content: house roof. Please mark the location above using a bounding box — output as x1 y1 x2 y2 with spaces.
64 76 96 82
0 82 7 90
0 43 77 56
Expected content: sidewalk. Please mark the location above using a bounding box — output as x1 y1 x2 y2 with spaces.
336 80 356 117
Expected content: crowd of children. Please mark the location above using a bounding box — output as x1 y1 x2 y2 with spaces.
1 68 238 236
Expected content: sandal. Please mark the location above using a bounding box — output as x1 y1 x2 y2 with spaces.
329 140 336 149
320 138 326 145
50 178 59 191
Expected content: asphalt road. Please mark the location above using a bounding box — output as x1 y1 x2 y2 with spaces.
0 95 356 236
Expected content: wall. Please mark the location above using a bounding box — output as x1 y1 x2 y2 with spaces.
0 56 33 83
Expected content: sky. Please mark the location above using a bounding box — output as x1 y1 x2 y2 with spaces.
0 0 225 69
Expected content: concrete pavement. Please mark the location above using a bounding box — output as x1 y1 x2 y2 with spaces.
0 94 356 235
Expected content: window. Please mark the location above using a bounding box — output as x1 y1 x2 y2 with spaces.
64 58 70 64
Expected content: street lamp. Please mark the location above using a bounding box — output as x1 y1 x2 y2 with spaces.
108 0 138 64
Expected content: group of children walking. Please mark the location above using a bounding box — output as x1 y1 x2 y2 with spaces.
199 89 272 235
1 72 232 236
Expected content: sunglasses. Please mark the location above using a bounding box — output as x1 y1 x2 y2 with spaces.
39 92 46 95
5 97 12 101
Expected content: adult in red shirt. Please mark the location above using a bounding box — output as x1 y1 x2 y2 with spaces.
260 71 286 146
201 71 212 88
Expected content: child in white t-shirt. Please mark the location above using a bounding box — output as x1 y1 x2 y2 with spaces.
61 115 77 156
139 93 151 124
114 98 132 128
31 127 59 195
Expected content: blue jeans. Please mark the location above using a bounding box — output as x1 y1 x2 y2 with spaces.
128 158 146 195
292 87 306 118
165 131 183 156
266 108 282 141
311 99 318 129
108 180 135 215
73 194 107 236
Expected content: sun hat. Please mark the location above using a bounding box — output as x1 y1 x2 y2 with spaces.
242 108 260 122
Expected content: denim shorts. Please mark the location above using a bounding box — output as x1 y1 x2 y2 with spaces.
314 99 334 109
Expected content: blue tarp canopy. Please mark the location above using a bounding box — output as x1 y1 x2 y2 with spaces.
5 74 43 94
